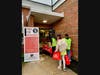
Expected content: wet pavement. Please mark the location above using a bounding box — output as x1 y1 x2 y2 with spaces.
22 54 77 75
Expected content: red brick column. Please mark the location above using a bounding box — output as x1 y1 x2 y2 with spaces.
22 8 34 27
28 15 34 27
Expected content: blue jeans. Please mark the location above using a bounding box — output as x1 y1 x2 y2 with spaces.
67 50 71 61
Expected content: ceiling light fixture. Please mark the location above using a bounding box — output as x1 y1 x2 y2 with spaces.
43 20 47 23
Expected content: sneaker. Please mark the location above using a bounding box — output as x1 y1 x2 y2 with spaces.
58 66 62 70
63 68 67 71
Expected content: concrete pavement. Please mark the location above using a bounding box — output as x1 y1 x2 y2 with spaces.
22 54 77 75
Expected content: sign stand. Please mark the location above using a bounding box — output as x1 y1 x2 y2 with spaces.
24 27 39 62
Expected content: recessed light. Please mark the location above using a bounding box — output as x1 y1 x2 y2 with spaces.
43 20 47 23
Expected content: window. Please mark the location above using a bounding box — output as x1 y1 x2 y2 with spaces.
31 0 51 5
30 0 59 6
52 0 58 5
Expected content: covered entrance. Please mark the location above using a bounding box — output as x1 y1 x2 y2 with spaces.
22 6 64 61
22 0 78 74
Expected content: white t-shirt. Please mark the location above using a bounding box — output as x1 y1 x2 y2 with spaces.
56 39 68 52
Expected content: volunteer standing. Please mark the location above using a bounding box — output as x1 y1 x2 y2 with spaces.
64 34 72 61
50 35 57 56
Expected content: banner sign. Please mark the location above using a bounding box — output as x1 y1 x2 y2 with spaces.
24 27 39 62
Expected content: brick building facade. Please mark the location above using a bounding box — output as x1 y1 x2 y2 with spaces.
22 0 78 61
53 0 78 61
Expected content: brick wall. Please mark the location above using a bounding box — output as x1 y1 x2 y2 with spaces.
53 0 78 61
22 8 34 27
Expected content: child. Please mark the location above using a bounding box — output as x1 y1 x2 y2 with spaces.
55 34 68 71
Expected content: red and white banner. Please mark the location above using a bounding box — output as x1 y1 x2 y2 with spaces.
24 27 39 62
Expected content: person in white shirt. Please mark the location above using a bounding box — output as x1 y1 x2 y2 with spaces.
55 34 68 71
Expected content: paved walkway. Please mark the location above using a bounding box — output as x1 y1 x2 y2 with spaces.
22 54 77 75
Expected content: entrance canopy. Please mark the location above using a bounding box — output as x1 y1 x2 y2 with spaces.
22 0 64 24
31 9 64 24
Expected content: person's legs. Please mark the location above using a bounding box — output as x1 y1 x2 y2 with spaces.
52 47 56 52
62 55 66 70
67 50 71 61
52 46 56 56
58 59 62 70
